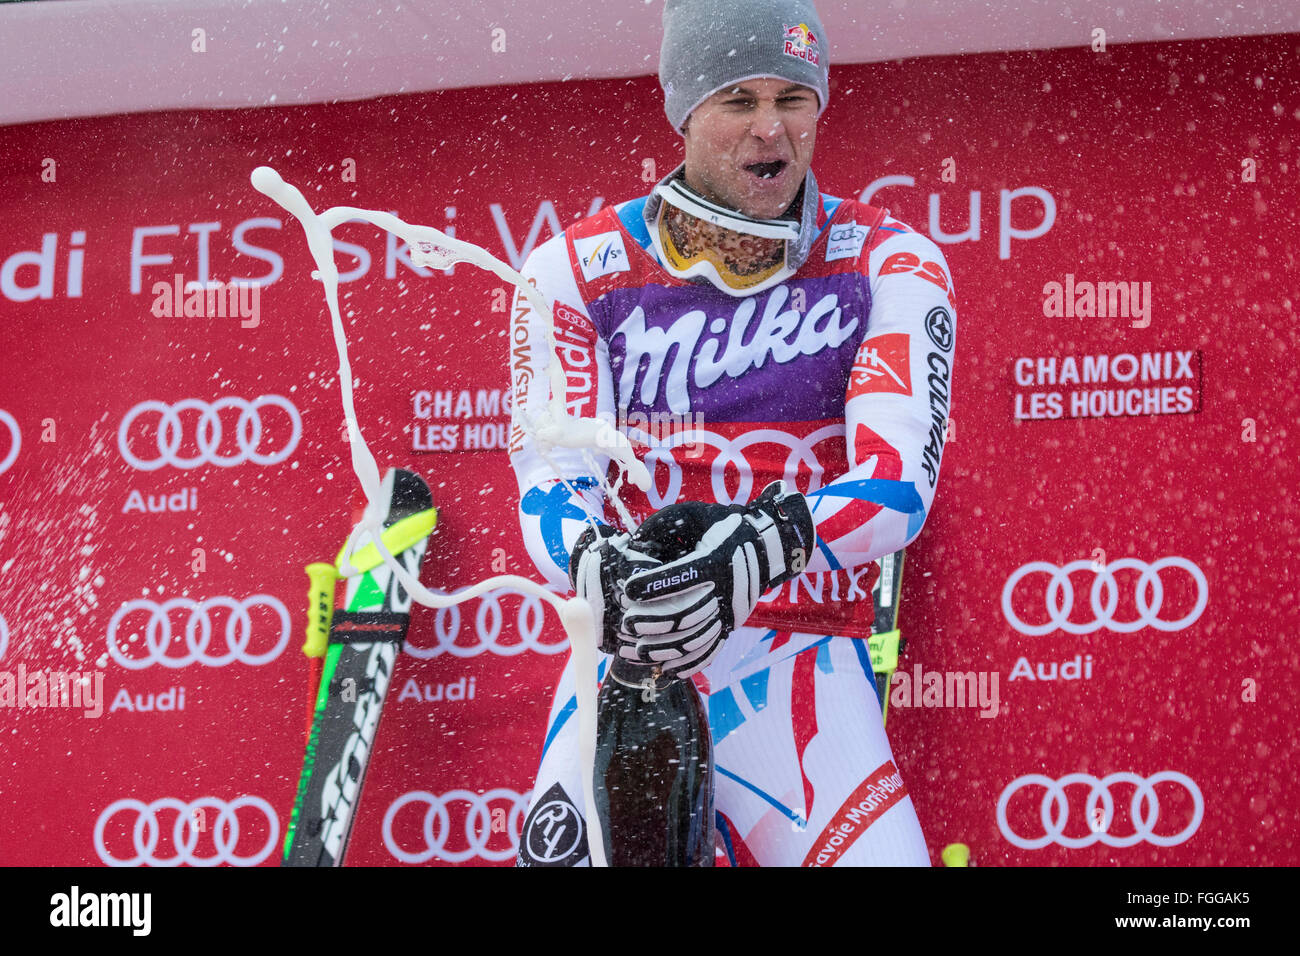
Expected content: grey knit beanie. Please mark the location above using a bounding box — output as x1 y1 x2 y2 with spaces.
659 0 830 135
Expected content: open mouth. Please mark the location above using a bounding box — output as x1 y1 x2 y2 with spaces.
744 160 788 180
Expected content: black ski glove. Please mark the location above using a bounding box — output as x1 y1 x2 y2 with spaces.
615 481 815 678
568 521 658 656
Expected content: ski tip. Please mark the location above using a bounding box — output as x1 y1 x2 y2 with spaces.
389 467 435 515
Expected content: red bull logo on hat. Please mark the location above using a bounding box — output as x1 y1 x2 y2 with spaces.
782 22 820 65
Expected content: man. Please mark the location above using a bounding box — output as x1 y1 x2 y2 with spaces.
509 0 955 866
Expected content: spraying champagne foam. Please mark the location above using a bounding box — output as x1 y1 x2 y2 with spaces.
249 165 638 866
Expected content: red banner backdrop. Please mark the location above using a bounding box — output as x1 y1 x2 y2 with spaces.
1 33 1296 866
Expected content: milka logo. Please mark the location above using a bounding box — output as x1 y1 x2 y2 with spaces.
614 286 857 413
645 566 699 594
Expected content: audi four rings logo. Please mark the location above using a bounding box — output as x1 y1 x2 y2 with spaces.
1001 557 1208 635
0 409 19 476
117 395 301 470
997 772 1204 849
94 796 280 866
107 595 291 669
402 591 568 659
628 423 843 509
382 789 529 863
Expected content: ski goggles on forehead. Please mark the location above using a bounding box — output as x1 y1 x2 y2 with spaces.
654 179 802 242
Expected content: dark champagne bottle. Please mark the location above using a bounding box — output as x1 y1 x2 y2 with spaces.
593 658 715 867
590 498 728 866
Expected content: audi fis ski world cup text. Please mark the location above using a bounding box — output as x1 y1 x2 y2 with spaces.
2 206 587 305
0 174 1056 309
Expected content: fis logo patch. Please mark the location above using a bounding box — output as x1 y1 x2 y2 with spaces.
825 221 868 262
574 231 630 282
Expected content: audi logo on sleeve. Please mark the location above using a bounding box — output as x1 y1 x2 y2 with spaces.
1001 557 1208 635
93 796 280 866
116 395 301 470
382 789 529 864
107 595 291 669
997 772 1203 849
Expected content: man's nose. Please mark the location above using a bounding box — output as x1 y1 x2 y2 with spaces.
749 101 786 139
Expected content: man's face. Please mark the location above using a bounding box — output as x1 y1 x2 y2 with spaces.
681 77 819 220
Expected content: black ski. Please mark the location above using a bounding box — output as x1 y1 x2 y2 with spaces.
282 467 438 866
